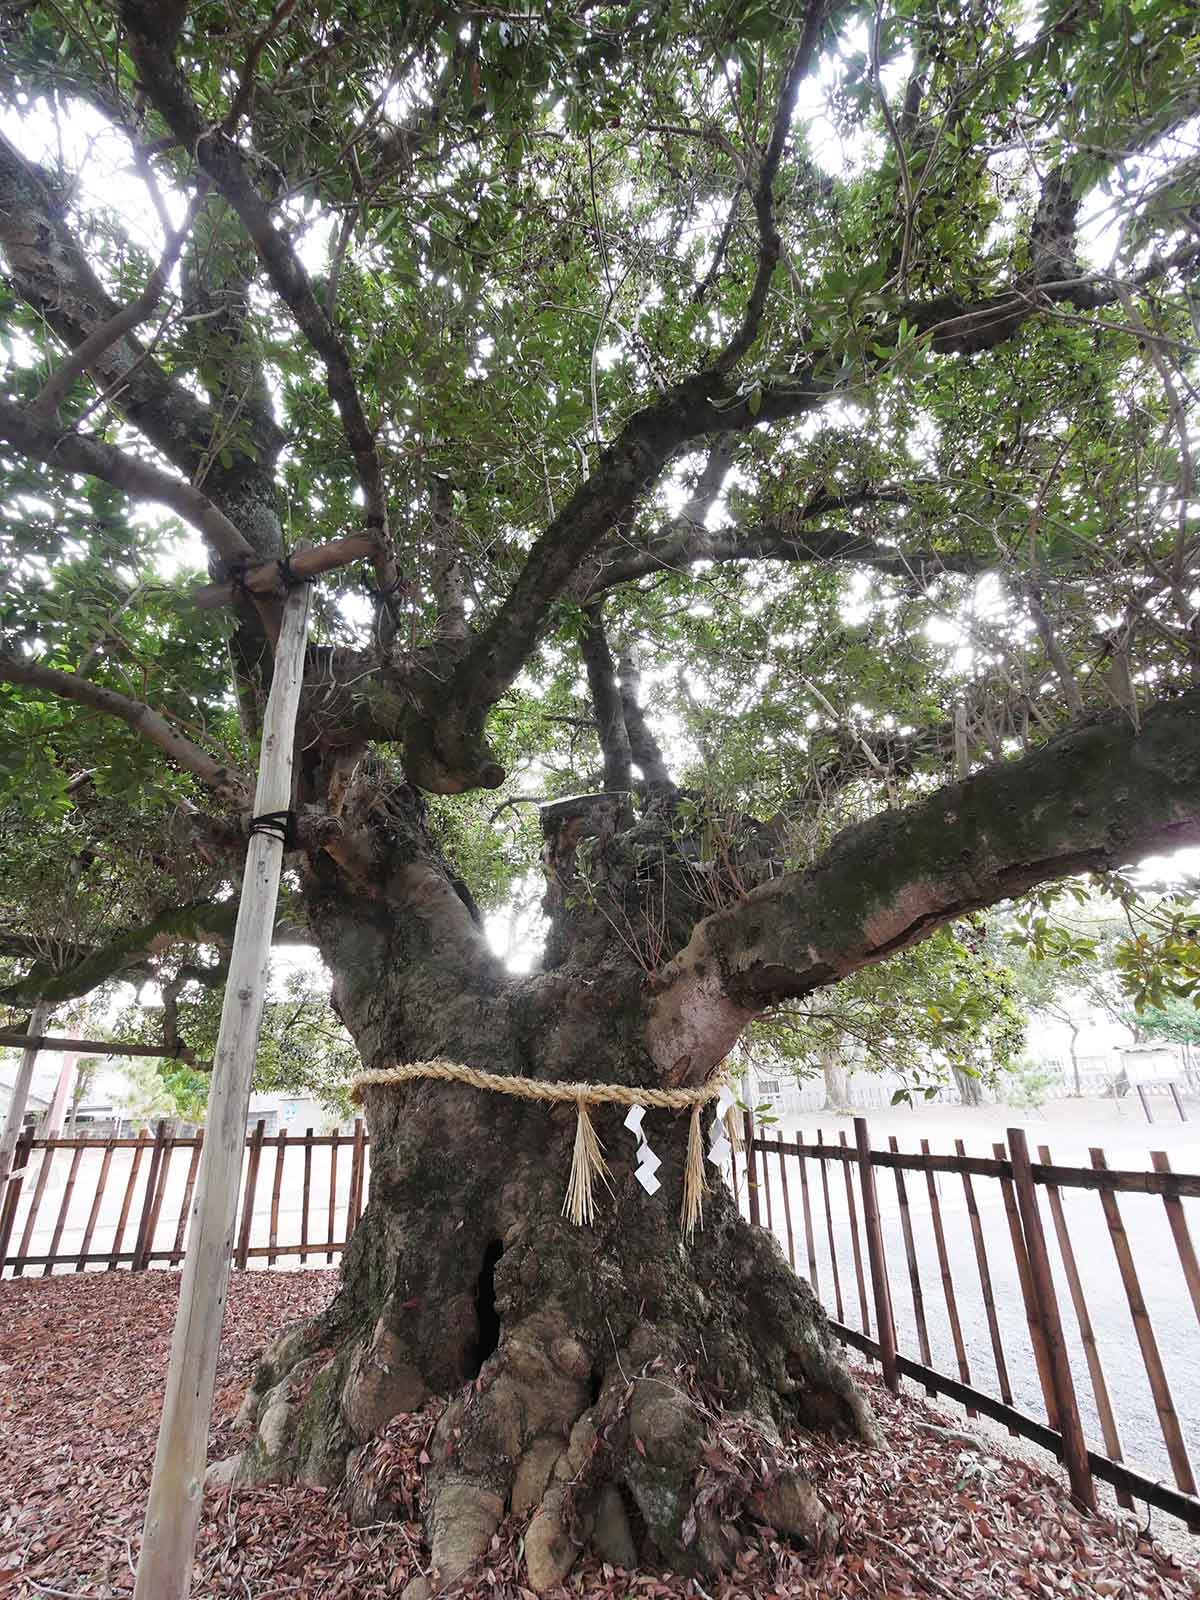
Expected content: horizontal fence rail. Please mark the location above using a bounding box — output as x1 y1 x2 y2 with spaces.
0 1118 369 1280
739 1113 1200 1535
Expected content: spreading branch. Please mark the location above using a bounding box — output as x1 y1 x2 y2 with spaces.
0 651 248 802
709 5 828 376
119 2 391 551
0 130 281 483
647 689 1200 1079
584 518 983 595
0 898 310 1007
0 398 254 566
32 187 209 423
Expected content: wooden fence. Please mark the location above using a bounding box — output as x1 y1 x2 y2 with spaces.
737 1116 1200 1534
4 1108 1199 1535
0 1118 368 1275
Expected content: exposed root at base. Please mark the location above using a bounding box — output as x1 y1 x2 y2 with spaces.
348 1347 841 1598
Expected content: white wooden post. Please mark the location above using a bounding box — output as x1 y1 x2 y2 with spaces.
0 996 51 1194
134 581 310 1600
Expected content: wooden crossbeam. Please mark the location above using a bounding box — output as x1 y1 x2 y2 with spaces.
0 1030 186 1059
191 532 376 609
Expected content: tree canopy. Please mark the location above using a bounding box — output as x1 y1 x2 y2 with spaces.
0 0 1198 1072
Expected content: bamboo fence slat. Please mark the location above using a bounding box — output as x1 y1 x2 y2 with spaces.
1038 1142 1130 1509
1091 1145 1198 1500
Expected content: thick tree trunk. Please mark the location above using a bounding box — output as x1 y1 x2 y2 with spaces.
225 861 874 1595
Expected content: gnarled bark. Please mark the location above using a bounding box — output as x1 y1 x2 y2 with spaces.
228 949 871 1594
220 795 873 1594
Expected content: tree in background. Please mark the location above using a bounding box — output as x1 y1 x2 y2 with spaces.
998 876 1200 1091
116 1056 178 1130
751 922 1026 1109
0 0 1198 1586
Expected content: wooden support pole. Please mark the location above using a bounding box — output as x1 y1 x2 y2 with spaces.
134 581 310 1600
0 998 51 1193
1008 1128 1096 1514
854 1118 898 1393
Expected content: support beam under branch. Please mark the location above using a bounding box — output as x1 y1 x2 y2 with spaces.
133 579 311 1600
0 1030 197 1060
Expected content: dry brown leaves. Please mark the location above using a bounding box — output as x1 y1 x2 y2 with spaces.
1 1270 1197 1599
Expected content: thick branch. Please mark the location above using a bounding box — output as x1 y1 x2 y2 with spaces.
0 651 248 802
585 519 983 594
429 473 468 642
0 130 280 480
120 2 390 544
580 605 633 793
647 690 1200 1079
0 898 310 1007
0 397 253 565
709 4 827 375
618 649 673 790
32 187 207 422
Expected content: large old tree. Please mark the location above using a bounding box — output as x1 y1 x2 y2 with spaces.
2 0 1199 1588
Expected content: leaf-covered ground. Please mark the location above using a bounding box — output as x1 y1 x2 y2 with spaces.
1 1270 1196 1599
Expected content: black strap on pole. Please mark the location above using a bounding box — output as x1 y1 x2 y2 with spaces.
247 809 298 849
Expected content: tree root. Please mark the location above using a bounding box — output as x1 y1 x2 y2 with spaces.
402 1331 841 1596
230 1189 871 1595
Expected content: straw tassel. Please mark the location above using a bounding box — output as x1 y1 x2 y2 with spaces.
563 1098 610 1226
681 1101 708 1241
725 1104 742 1156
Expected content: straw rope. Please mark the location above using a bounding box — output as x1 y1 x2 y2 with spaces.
349 1059 720 1110
348 1058 731 1236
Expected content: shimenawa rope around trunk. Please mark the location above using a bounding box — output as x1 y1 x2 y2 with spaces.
349 1059 741 1238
